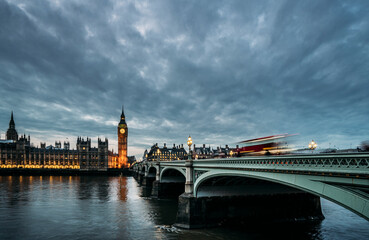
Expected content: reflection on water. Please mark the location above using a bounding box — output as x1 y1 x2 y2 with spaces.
0 176 368 240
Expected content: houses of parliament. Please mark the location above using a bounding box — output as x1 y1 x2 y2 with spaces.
0 109 132 170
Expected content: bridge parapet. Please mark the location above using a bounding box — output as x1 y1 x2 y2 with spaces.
135 154 369 178
191 154 369 177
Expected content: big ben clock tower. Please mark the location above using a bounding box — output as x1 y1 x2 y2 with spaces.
118 106 128 168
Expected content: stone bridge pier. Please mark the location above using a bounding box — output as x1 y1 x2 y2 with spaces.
136 168 144 185
139 167 155 197
151 164 185 198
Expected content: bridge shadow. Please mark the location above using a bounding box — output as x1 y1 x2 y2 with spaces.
134 168 186 199
177 175 324 228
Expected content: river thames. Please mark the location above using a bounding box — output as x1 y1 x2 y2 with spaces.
0 175 368 240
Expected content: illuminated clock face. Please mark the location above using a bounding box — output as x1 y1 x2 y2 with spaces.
120 129 125 134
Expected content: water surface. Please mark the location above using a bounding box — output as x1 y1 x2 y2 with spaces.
0 176 368 240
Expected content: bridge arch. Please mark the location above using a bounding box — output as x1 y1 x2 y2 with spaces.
158 167 186 197
148 166 157 178
194 170 369 221
195 174 303 198
160 167 186 182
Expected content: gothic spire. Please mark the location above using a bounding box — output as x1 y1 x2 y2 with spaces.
120 104 125 118
9 111 15 127
119 105 126 124
6 111 18 141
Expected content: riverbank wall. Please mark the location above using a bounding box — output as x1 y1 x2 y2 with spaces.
0 168 132 176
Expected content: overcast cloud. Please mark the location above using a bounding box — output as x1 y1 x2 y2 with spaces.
1 0 369 159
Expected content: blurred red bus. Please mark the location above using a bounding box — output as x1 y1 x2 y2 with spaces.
234 134 294 156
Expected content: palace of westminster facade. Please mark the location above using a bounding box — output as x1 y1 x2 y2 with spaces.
0 109 130 170
0 108 234 170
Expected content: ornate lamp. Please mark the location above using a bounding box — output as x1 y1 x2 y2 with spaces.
187 136 193 151
309 140 317 151
156 148 160 161
187 136 193 160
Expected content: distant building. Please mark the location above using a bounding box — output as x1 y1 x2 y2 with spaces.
77 137 109 170
192 144 232 159
0 109 137 170
144 143 188 161
108 150 119 168
142 142 235 161
0 112 108 170
108 152 135 168
192 144 213 159
127 156 136 166
212 145 232 158
6 111 18 141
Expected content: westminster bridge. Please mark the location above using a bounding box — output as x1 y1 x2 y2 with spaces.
131 153 369 228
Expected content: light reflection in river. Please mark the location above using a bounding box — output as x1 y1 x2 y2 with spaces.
0 176 368 240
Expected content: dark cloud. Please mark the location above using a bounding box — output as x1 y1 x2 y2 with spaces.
1 0 369 159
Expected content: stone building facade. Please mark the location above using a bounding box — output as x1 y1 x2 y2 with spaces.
144 143 188 161
142 143 233 162
0 112 108 170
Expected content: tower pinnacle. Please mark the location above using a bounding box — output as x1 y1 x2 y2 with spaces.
120 105 126 124
9 111 15 127
6 111 18 141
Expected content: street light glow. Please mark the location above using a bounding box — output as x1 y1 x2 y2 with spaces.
187 136 192 148
187 136 193 160
309 140 317 150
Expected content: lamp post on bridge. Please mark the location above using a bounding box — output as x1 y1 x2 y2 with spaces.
156 148 161 162
187 136 192 160
309 140 317 153
185 136 194 195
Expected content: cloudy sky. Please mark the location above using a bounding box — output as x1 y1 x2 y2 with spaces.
1 0 368 159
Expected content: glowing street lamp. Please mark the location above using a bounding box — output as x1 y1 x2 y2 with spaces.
187 136 193 151
156 148 161 162
187 136 193 160
309 140 317 152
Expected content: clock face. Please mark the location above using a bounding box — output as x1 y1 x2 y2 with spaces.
120 129 125 134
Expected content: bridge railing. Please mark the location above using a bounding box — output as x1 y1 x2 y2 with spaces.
188 153 369 176
137 153 369 177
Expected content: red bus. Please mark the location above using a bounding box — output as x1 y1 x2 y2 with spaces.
234 134 293 156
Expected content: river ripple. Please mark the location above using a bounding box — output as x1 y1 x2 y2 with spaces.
0 176 368 240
